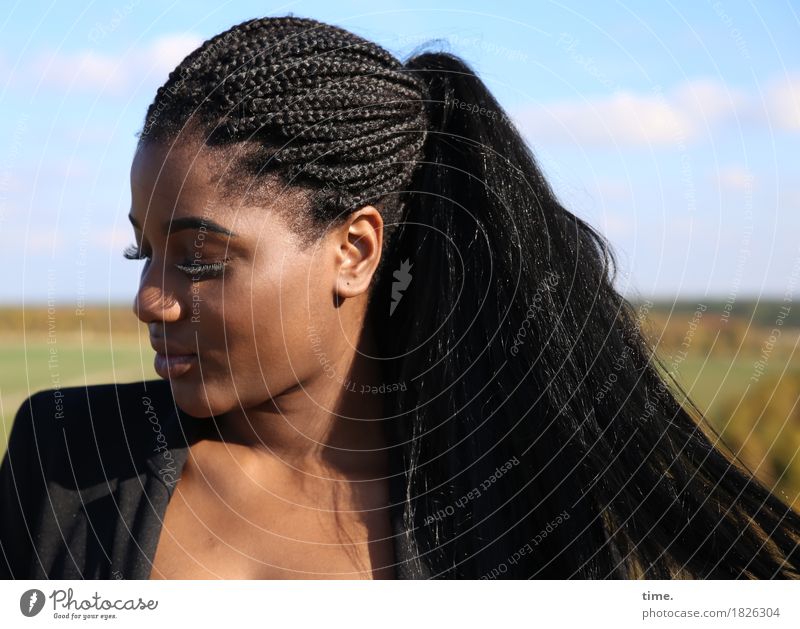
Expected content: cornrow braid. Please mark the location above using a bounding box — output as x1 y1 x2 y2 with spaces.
138 15 430 243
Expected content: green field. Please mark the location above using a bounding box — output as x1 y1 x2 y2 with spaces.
0 304 151 452
671 356 797 419
0 337 149 451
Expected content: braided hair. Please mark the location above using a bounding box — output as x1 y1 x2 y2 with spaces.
138 15 800 579
139 15 429 250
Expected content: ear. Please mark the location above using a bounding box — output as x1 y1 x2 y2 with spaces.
333 206 383 300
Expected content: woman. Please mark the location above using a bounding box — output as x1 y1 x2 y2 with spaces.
2 15 800 580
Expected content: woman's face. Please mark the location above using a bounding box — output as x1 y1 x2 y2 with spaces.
128 140 379 418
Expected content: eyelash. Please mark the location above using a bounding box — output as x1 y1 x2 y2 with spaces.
122 243 230 279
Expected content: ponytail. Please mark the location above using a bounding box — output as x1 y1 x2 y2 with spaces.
368 52 800 578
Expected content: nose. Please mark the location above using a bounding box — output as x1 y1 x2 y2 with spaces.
132 265 186 324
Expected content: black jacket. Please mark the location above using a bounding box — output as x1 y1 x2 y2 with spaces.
0 379 430 579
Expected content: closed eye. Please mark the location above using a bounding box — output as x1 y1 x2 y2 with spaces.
174 260 230 279
122 243 229 279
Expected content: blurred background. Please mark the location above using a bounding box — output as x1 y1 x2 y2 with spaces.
1 1 798 508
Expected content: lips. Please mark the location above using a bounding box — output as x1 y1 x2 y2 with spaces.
150 337 196 379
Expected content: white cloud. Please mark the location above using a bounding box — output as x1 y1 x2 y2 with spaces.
712 166 756 192
142 33 204 76
11 36 800 148
765 75 800 131
22 33 202 94
514 90 694 146
671 79 745 125
33 50 127 92
511 76 797 147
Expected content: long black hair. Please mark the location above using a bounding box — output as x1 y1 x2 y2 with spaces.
138 14 800 578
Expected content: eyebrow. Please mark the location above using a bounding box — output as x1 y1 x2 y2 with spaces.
127 213 238 238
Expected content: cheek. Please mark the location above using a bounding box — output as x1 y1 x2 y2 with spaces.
255 272 324 368
169 257 333 415
224 260 332 389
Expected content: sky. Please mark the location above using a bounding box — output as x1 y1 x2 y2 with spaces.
0 0 798 305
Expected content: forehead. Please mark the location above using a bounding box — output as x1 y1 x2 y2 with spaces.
129 140 310 241
130 141 218 207
129 142 245 238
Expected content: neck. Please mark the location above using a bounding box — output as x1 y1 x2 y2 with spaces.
189 320 392 481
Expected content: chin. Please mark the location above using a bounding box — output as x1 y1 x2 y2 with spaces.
168 380 223 418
